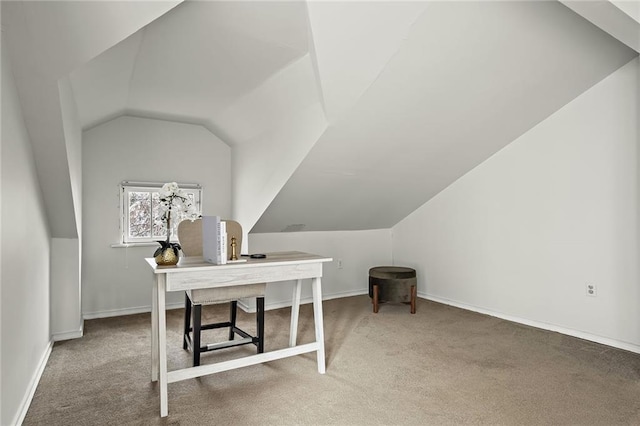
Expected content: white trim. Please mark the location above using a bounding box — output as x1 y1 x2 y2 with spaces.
119 182 202 245
83 302 184 320
110 242 160 248
321 289 368 301
13 340 53 426
52 323 84 342
423 292 640 355
83 289 367 318
83 290 640 355
238 289 368 313
121 181 201 189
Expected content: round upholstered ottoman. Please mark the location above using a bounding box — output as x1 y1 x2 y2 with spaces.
368 266 417 314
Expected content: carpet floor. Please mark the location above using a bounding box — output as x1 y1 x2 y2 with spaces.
23 295 640 425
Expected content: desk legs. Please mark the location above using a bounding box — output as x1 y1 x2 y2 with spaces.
151 281 159 382
157 275 168 417
152 273 325 417
312 277 326 374
289 279 302 347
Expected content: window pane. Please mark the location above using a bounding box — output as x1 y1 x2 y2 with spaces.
152 192 167 239
129 192 152 238
122 184 201 244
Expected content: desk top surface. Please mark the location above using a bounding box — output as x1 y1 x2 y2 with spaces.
146 251 332 274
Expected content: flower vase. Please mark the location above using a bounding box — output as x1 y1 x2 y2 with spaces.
153 182 196 266
154 246 179 266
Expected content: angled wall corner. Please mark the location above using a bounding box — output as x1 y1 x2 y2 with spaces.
69 31 144 132
560 0 640 53
58 76 83 235
306 0 428 122
229 54 328 239
53 77 84 340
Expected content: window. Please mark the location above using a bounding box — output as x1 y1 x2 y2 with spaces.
120 182 202 244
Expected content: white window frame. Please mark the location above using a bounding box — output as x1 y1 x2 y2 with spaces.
120 181 202 245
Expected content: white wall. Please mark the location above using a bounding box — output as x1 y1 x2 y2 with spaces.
82 116 231 317
52 76 83 339
1 44 52 426
249 229 392 309
393 58 639 352
50 238 82 340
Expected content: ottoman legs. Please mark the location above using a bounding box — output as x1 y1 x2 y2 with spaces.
410 285 416 314
373 284 379 313
372 283 416 314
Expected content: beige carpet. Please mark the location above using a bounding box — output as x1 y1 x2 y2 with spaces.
24 295 640 425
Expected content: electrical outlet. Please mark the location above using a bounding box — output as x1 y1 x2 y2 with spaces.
586 283 597 297
337 259 343 269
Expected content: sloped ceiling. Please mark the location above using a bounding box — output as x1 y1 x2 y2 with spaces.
69 0 310 135
1 0 183 238
560 0 640 52
253 0 638 232
3 1 638 237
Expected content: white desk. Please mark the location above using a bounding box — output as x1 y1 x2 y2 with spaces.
146 251 333 417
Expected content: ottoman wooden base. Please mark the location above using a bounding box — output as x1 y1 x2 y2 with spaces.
369 266 417 314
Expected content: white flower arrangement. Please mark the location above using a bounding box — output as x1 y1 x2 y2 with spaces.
154 182 200 259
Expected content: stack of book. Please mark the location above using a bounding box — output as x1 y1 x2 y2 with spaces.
202 216 227 264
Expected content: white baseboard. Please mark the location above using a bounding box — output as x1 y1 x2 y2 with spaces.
13 340 53 426
52 323 84 342
83 290 369 317
83 302 184 320
268 288 368 311
239 289 368 313
82 290 639 355
423 293 640 355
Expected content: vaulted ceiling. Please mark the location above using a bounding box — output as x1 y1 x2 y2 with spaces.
2 1 638 237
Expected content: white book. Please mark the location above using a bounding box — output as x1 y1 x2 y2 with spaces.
202 216 221 264
219 221 227 265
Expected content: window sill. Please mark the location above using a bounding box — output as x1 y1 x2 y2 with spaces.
111 242 165 248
